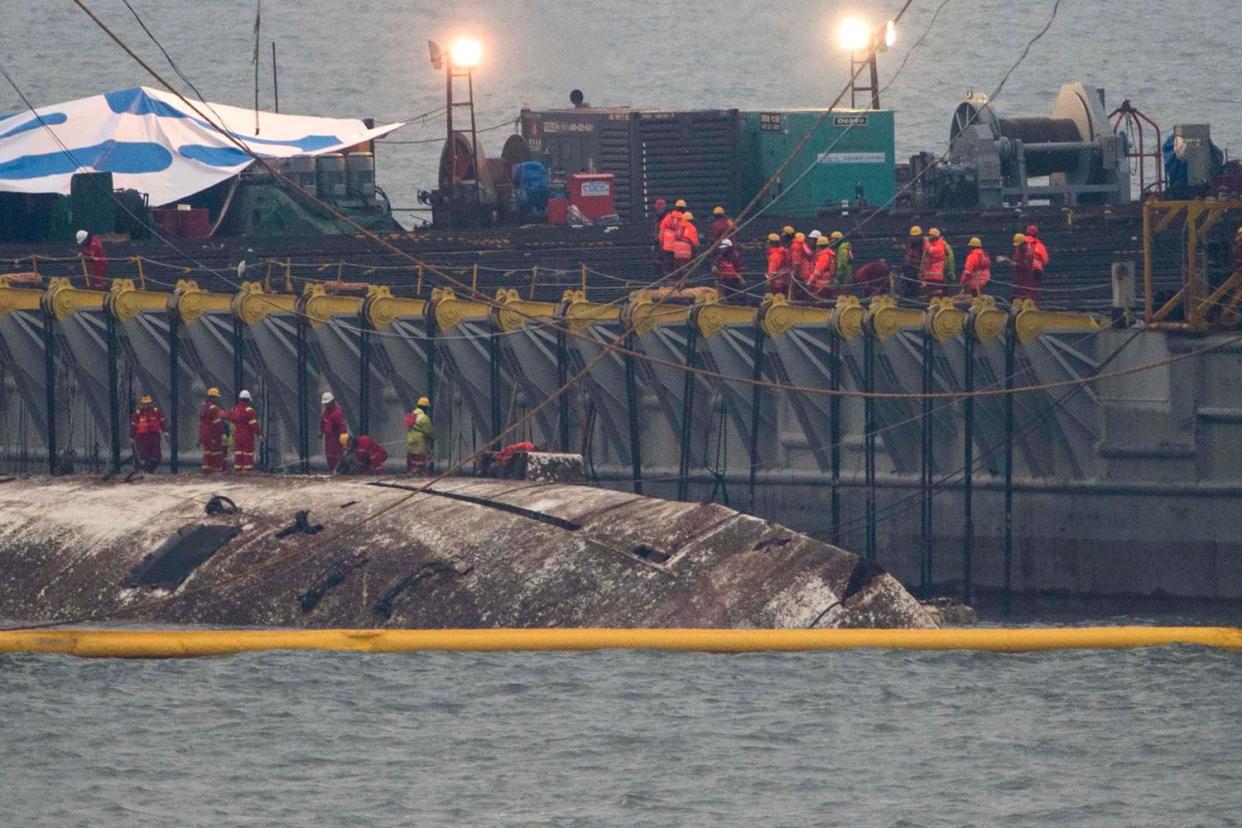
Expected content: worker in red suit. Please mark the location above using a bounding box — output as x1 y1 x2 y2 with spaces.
787 232 814 299
765 233 791 297
130 394 166 473
920 228 948 298
961 237 992 297
712 238 745 302
672 211 700 272
709 206 736 247
75 229 108 290
899 226 924 298
227 389 261 473
339 434 387 474
854 258 892 298
320 391 348 473
1005 232 1039 301
197 386 228 474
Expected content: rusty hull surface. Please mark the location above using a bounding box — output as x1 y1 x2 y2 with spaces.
0 476 935 629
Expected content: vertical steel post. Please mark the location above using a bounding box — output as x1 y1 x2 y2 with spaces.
624 332 643 495
296 315 309 474
232 318 245 394
920 329 934 593
677 326 699 502
557 325 570 452
43 310 57 474
747 328 765 513
488 323 501 448
106 311 121 474
358 327 371 436
830 330 842 546
425 314 438 473
168 313 180 474
1003 317 1016 616
963 332 976 606
863 333 876 561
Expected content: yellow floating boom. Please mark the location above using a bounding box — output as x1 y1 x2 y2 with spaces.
1 626 1239 658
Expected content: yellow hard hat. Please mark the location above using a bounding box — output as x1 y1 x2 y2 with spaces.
712 206 725 216
340 432 351 447
767 233 781 243
830 231 844 241
139 394 152 405
816 235 831 247
909 225 922 237
1013 232 1027 245
782 225 795 236
968 236 982 248
928 227 941 239
681 211 694 221
206 387 220 398
674 199 687 209
794 232 805 242
417 396 430 407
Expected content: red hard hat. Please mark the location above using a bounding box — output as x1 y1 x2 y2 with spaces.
1026 225 1039 236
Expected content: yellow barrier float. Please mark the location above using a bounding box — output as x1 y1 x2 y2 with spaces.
0 627 1239 658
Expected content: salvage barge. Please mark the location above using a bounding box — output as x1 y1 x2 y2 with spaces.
0 476 935 629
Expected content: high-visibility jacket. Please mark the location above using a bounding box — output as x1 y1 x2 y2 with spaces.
714 248 744 282
810 248 836 292
672 220 700 261
790 240 814 281
1027 236 1049 271
355 435 388 472
835 242 854 283
944 242 957 281
962 248 992 292
766 246 790 293
320 402 348 469
405 408 433 453
659 210 683 252
198 402 225 445
83 237 108 289
130 406 166 438
921 238 947 282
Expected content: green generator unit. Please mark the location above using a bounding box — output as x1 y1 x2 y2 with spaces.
738 109 895 219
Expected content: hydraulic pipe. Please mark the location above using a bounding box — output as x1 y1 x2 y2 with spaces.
107 312 121 474
920 330 933 593
42 311 56 474
296 315 309 474
1003 319 1016 616
358 327 371 436
963 334 976 606
624 332 643 495
748 329 765 513
557 325 570 453
677 326 700 502
168 314 180 474
864 334 876 561
830 331 842 546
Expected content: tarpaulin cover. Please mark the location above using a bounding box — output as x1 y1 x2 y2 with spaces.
0 86 404 206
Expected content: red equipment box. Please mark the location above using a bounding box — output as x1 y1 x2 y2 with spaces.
546 196 569 225
151 206 212 239
568 173 615 221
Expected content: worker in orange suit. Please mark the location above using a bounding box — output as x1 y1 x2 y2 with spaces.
227 389 262 473
961 237 992 297
1004 232 1038 301
198 387 228 474
1025 224 1049 296
788 232 814 298
809 234 837 299
130 393 166 473
659 199 686 274
765 233 791 297
672 211 700 272
920 227 948 298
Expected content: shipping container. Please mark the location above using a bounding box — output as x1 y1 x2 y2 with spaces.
520 108 740 223
738 109 896 219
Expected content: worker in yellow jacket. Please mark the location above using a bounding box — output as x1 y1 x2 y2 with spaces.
405 396 434 475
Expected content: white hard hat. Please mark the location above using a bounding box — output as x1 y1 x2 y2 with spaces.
75 230 88 244
808 230 823 240
321 391 334 405
719 238 734 248
239 389 252 401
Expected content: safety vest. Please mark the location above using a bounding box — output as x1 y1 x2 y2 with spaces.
660 211 683 252
133 408 163 436
406 408 433 452
921 239 946 282
1027 237 1049 270
673 221 699 261
811 249 836 290
835 242 854 283
962 249 991 291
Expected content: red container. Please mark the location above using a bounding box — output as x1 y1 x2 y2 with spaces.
568 173 615 221
151 206 212 238
546 196 569 225
152 208 182 238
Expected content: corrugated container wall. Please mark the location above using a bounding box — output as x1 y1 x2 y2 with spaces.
520 108 740 223
739 109 896 219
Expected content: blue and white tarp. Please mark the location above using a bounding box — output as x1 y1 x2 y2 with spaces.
0 86 404 206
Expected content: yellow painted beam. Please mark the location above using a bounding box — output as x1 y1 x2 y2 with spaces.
561 290 620 334
232 281 297 326
966 295 1009 343
866 295 926 341
759 294 830 339
0 276 44 315
493 287 558 332
169 280 232 325
625 293 691 335
43 277 104 320
0 627 1238 658
431 287 490 331
1012 301 1101 344
695 300 757 338
924 297 966 343
301 283 364 327
363 285 426 331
